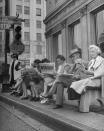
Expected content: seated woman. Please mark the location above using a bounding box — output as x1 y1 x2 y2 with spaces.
70 45 104 97
20 59 44 100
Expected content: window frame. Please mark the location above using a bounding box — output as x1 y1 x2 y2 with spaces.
36 0 41 4
36 8 41 16
24 6 30 15
16 5 22 14
36 20 41 28
24 32 30 41
36 33 42 41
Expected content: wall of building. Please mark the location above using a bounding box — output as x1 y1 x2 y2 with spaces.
44 0 104 62
0 0 5 62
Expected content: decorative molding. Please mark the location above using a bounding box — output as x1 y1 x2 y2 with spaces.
80 6 87 17
45 0 89 31
87 0 104 13
45 29 53 38
44 0 73 24
67 10 81 25
61 20 67 29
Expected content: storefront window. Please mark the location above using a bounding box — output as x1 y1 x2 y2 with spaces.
95 10 104 43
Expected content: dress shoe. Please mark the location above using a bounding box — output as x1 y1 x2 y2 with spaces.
53 105 63 109
44 95 53 99
34 97 40 102
30 97 36 101
20 96 28 100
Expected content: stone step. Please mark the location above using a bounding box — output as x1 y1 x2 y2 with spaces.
0 93 104 131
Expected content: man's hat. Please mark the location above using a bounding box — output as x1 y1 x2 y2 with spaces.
69 48 81 57
11 53 18 58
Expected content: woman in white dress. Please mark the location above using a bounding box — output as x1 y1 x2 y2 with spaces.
70 45 104 94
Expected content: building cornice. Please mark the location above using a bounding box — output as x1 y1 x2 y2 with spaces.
44 0 73 24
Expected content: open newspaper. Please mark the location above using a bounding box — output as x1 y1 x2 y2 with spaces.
40 63 56 78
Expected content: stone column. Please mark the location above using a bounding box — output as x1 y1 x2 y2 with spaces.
87 13 96 49
80 7 89 61
46 36 53 61
61 20 67 61
58 32 62 55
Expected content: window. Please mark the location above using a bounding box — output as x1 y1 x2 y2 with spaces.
24 19 30 27
36 20 41 28
36 44 42 54
24 6 30 15
36 0 41 4
94 10 104 44
24 45 30 53
55 0 58 4
24 0 29 2
0 7 2 16
69 21 81 49
36 8 41 16
16 5 22 14
17 0 22 1
24 32 30 41
36 33 42 41
0 32 2 40
73 22 81 48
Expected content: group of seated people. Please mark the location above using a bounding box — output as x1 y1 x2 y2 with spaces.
9 44 104 109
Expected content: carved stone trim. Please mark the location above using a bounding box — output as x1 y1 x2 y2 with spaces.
87 0 104 13
45 29 53 38
61 20 67 29
67 10 81 25
80 6 87 17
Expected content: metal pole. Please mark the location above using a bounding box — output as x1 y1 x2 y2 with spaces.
3 0 10 84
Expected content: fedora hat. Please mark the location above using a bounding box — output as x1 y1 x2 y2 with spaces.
69 48 81 57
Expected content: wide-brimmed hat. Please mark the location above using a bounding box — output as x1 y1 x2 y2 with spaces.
69 48 81 57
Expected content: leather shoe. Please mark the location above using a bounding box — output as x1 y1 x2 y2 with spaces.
53 105 63 109
21 96 28 100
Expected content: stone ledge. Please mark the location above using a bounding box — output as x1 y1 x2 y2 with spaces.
0 93 104 131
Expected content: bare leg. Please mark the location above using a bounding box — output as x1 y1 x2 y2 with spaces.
42 77 54 96
20 81 28 99
29 81 36 97
14 79 23 90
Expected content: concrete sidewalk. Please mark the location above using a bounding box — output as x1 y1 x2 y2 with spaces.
0 93 104 131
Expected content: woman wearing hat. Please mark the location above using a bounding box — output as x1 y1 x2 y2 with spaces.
70 45 104 95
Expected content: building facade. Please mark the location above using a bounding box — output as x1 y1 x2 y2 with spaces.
0 0 46 65
0 0 5 63
44 0 104 62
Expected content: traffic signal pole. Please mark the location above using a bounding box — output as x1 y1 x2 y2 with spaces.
3 0 10 84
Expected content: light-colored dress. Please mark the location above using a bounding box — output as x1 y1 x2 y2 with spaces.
70 56 104 94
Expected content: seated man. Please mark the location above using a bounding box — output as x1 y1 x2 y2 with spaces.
45 48 88 109
40 55 66 97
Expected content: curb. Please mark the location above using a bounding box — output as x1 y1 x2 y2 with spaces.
0 94 102 131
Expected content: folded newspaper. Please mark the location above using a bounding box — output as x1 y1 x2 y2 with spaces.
58 73 73 77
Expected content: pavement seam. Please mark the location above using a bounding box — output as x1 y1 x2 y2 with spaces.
0 101 54 131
